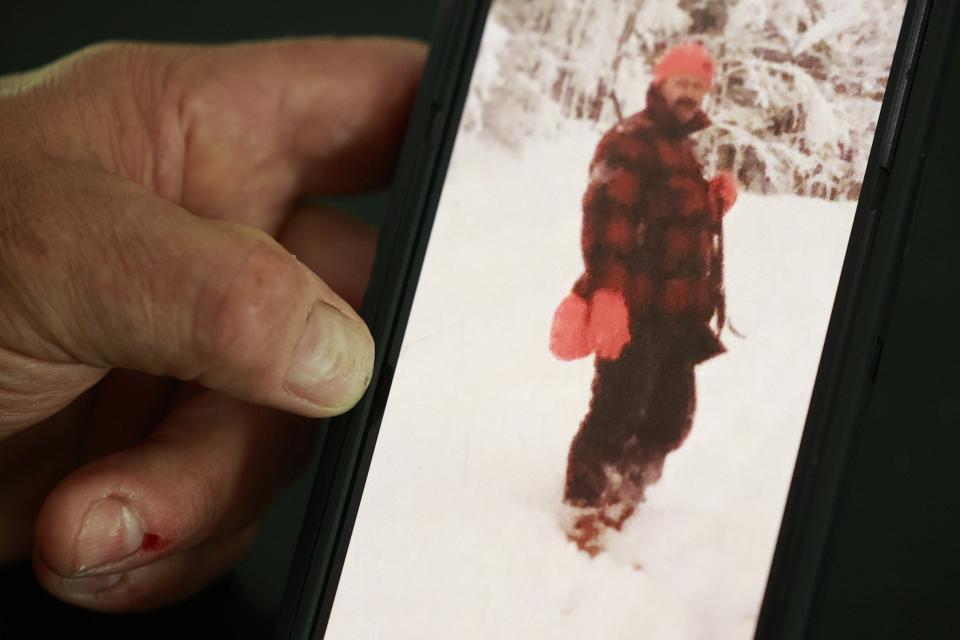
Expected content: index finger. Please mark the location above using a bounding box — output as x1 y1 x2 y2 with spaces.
174 38 426 194
54 38 426 232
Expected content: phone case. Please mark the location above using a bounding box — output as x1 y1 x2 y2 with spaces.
275 3 491 637
276 1 955 637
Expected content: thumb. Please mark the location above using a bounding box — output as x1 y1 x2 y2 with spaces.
6 170 373 421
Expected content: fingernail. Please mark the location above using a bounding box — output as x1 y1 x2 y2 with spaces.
61 572 124 596
74 498 143 575
285 302 374 411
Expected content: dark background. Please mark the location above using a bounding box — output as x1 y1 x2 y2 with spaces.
2 2 960 639
0 1 439 638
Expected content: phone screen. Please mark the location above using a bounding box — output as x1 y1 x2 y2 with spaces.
326 1 905 637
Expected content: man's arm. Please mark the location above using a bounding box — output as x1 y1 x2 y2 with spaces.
551 117 656 362
575 116 654 299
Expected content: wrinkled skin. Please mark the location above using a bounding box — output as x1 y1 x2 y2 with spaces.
0 38 424 611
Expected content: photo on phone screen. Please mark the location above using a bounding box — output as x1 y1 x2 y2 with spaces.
325 1 906 637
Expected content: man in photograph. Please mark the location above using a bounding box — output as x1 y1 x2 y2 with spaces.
550 42 738 555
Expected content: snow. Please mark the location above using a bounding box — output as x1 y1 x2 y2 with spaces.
481 0 904 200
635 0 692 35
324 123 855 639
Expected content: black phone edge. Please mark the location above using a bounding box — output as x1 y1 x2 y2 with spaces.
275 0 953 637
755 0 957 637
274 1 492 638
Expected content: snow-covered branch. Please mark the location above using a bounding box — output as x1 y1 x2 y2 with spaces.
467 0 904 201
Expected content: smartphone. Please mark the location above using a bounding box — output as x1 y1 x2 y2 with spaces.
277 1 953 637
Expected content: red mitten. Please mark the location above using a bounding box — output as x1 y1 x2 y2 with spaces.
709 171 738 218
550 293 592 360
587 288 631 360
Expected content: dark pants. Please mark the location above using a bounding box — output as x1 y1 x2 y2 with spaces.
564 327 697 526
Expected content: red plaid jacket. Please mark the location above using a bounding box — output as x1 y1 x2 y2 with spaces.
573 84 725 330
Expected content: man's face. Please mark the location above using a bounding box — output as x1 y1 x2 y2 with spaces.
660 74 710 123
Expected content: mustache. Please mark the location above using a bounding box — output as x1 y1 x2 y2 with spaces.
675 97 698 110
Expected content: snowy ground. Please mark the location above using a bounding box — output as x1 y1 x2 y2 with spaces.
325 125 855 640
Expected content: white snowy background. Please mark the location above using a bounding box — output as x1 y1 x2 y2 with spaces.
326 1 904 638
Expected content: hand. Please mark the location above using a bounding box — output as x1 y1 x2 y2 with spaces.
0 38 425 611
550 293 591 361
709 170 738 218
587 289 631 360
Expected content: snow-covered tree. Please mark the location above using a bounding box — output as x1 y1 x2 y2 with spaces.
465 0 639 143
467 0 905 201
697 0 906 199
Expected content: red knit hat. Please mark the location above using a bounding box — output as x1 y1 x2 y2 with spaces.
653 43 715 87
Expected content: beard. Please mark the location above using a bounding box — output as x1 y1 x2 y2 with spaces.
670 97 700 122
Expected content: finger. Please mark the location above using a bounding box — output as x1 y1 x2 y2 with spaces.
52 38 425 232
34 525 257 612
277 205 378 310
170 38 426 205
1 374 172 562
34 389 312 584
0 398 89 563
10 169 373 421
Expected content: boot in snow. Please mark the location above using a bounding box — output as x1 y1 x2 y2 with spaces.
563 508 607 557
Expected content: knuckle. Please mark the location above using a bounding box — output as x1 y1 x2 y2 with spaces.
194 239 306 372
49 42 179 186
72 41 139 67
69 41 157 81
52 42 151 106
